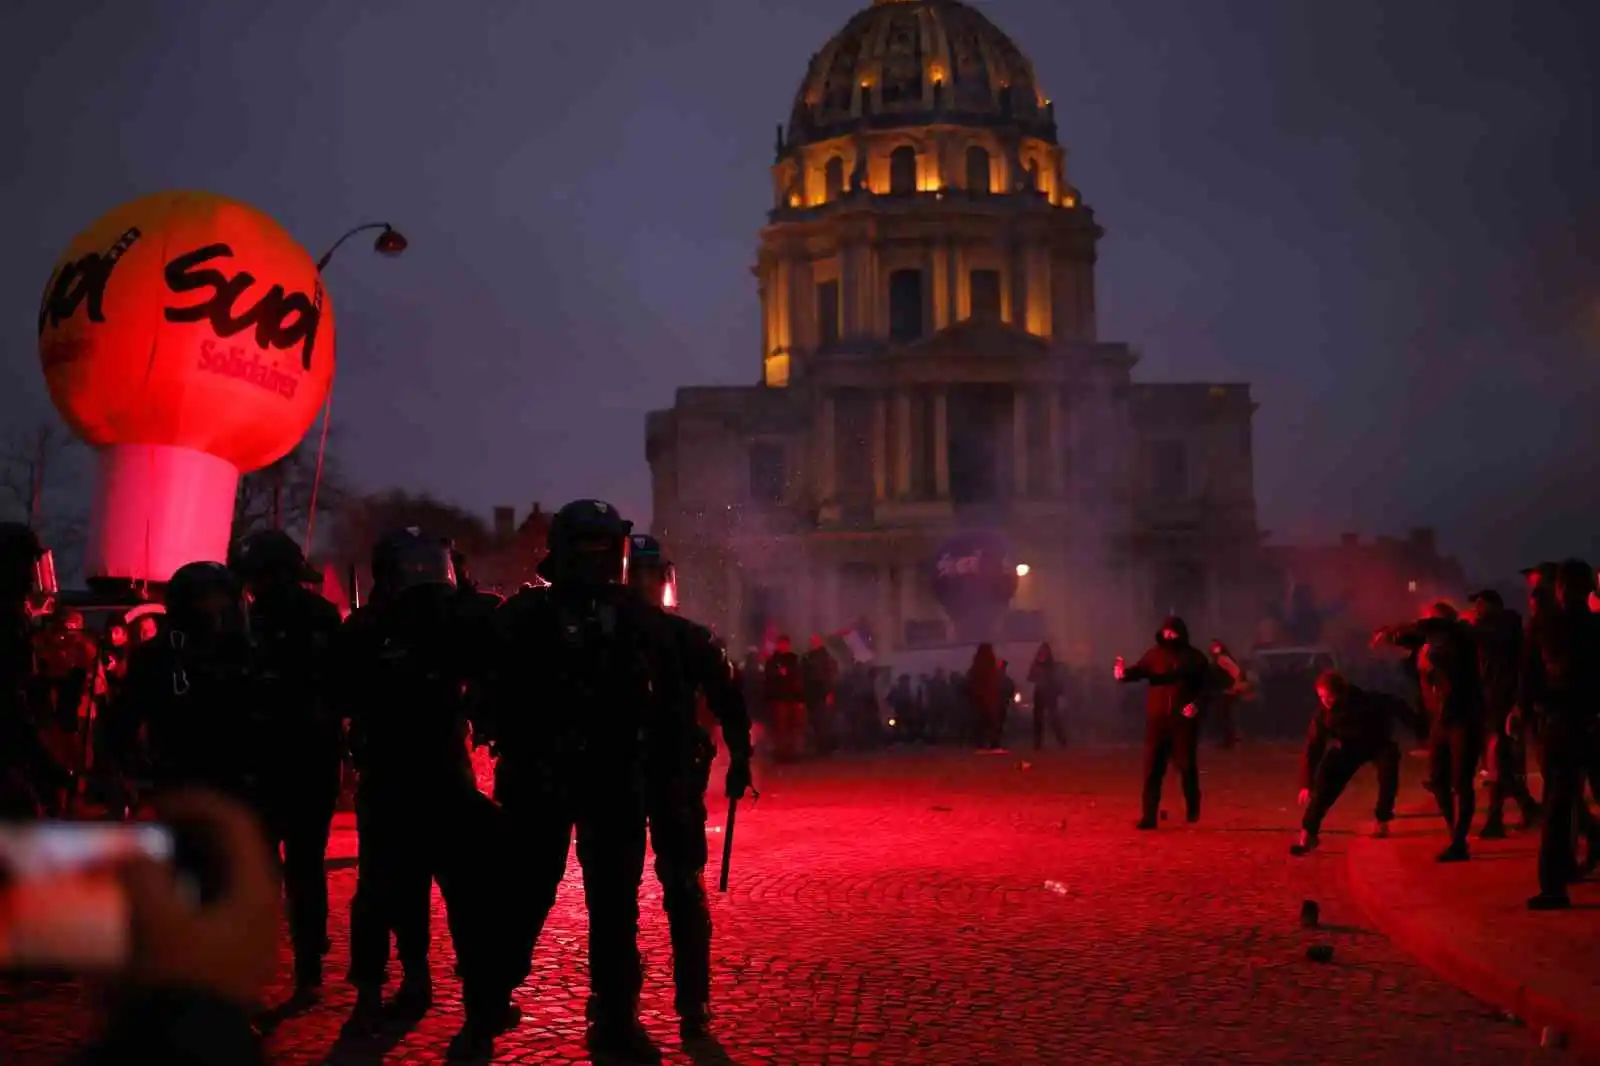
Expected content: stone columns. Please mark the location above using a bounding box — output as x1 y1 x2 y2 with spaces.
872 394 889 501
840 242 858 339
818 392 837 501
931 243 951 330
893 392 913 496
1012 388 1029 496
934 390 950 498
946 240 961 325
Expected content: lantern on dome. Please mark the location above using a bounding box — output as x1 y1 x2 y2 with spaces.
37 191 334 583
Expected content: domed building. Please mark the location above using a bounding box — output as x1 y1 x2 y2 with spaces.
646 0 1260 663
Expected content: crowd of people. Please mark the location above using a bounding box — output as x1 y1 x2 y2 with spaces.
0 504 755 1062
1111 560 1600 912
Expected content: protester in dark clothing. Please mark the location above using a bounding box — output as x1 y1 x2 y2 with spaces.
1466 590 1540 837
1207 640 1248 747
968 644 1005 751
802 635 839 756
1115 616 1211 829
1375 602 1484 862
1522 559 1600 909
764 635 806 762
1291 671 1418 855
1027 643 1068 750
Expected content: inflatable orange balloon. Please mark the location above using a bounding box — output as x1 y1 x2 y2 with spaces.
38 191 335 582
39 190 335 473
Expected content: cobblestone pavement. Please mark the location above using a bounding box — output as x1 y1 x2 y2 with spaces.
1346 796 1600 1056
0 745 1584 1064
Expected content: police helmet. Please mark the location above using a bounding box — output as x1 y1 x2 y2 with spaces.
540 499 632 586
0 522 43 600
165 562 250 638
230 528 320 585
371 527 457 596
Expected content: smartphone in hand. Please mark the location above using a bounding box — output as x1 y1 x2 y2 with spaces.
0 821 179 971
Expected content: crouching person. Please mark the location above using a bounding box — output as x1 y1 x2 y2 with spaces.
1292 670 1420 856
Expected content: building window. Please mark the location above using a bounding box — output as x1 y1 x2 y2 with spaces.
889 146 917 196
749 443 786 504
824 156 844 201
817 280 840 346
1150 440 1188 499
888 269 924 342
1025 159 1042 191
965 146 991 194
763 352 789 388
969 269 1001 322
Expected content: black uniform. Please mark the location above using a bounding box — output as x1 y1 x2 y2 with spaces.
338 534 520 1034
1118 616 1212 827
109 566 271 809
649 610 751 1017
1380 615 1484 857
485 582 677 1020
1520 565 1600 902
1471 602 1539 833
251 582 343 986
229 529 348 988
1298 684 1415 838
478 500 681 1052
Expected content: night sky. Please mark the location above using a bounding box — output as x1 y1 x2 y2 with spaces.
3 0 1595 578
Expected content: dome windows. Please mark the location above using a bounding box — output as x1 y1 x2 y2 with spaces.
889 146 918 196
888 269 925 341
824 156 845 202
965 146 992 195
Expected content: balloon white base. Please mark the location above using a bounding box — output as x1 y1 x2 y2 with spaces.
86 444 239 583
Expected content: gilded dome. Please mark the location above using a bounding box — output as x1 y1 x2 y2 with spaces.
785 0 1054 153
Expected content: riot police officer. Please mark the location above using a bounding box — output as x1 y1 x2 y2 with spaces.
109 563 270 806
626 533 752 1039
228 529 344 995
478 500 680 1058
0 523 62 817
339 529 521 1048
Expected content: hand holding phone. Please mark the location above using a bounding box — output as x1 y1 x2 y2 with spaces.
1 792 279 1009
121 792 280 1009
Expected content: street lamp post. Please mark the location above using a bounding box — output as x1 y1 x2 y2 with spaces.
301 222 409 553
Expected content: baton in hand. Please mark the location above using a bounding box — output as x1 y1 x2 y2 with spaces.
717 786 757 894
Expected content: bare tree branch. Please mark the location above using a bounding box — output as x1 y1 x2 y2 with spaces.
232 435 350 550
0 421 87 575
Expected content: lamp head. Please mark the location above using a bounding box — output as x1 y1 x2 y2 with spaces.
374 226 408 257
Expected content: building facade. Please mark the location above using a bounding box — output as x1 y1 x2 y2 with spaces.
646 0 1260 664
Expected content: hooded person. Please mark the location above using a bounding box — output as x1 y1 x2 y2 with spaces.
1114 616 1214 829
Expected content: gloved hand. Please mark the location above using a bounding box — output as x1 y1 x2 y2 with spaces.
725 756 752 800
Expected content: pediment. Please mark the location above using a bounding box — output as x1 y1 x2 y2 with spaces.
892 319 1050 361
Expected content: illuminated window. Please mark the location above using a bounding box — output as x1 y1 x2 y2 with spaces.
824 156 844 201
965 146 991 194
817 280 840 346
764 352 790 388
969 269 1001 322
888 269 924 342
889 146 917 196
